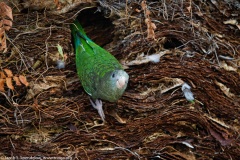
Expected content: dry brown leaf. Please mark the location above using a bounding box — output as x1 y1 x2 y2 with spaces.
19 75 29 87
4 68 13 77
214 80 235 98
141 0 147 10
187 6 192 13
25 76 66 100
0 78 5 91
2 19 13 31
142 1 156 40
63 53 68 60
0 29 7 52
0 2 13 22
0 71 6 79
145 18 150 24
6 77 14 90
13 76 22 86
0 2 13 52
146 10 151 16
151 22 157 30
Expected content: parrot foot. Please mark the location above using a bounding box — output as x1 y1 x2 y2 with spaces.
90 99 105 122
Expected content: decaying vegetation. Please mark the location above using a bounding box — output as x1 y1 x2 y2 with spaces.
0 0 239 159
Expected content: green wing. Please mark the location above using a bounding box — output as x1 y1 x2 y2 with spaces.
71 20 122 96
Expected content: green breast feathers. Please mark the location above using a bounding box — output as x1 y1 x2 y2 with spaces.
71 20 129 121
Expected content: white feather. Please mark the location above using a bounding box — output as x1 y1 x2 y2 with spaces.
182 83 194 101
146 54 161 63
56 60 65 69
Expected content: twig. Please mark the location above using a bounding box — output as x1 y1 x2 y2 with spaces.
115 147 141 160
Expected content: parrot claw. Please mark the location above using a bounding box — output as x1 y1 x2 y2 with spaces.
90 99 105 122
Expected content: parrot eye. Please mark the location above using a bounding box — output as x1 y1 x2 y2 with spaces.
112 73 115 78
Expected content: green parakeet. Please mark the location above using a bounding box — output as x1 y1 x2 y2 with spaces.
71 20 129 121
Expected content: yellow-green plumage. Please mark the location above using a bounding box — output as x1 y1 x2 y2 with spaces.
70 20 129 103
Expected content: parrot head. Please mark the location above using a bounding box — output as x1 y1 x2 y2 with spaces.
97 70 129 102
113 71 128 89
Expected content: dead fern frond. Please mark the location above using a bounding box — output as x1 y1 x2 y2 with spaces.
0 2 13 53
0 69 29 92
141 0 156 40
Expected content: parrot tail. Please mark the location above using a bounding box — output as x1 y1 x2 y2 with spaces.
70 20 92 50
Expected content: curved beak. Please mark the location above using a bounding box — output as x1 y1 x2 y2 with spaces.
116 76 127 89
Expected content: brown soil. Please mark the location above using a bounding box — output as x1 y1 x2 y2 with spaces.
0 0 239 159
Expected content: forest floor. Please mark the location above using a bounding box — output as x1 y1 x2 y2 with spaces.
0 0 239 159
